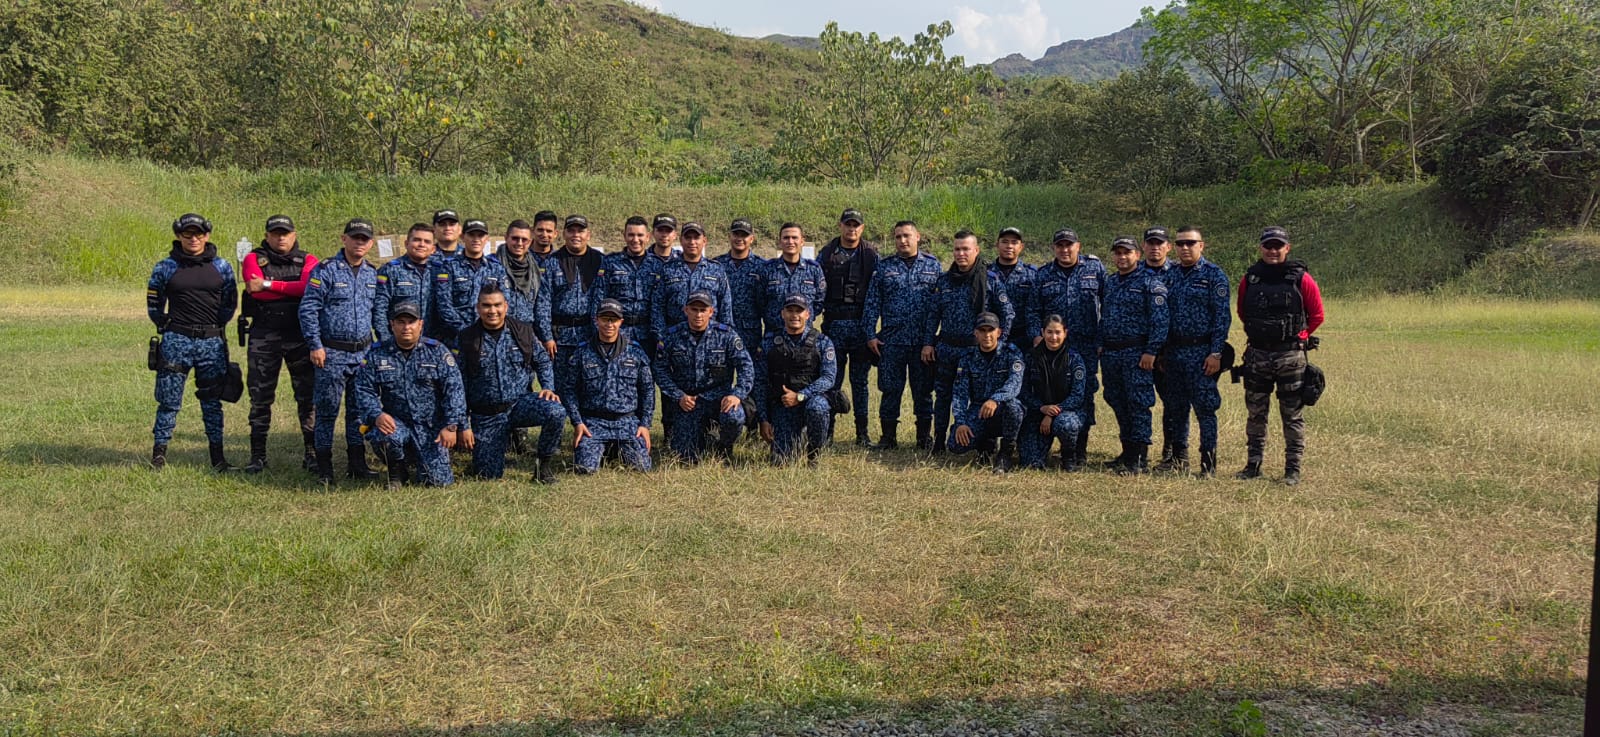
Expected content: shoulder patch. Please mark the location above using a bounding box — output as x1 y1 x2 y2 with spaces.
1012 361 1024 373
1074 366 1085 380
444 353 455 366
377 274 388 282
309 277 322 287
1154 295 1166 306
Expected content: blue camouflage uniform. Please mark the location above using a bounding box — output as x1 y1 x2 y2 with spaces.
1099 265 1169 448
864 251 942 431
1017 345 1087 469
654 322 755 463
373 255 437 343
947 343 1025 454
593 251 662 347
762 328 838 465
299 254 379 451
147 243 237 445
1163 257 1231 454
989 260 1039 354
460 319 566 479
650 258 736 343
1030 255 1107 431
924 266 1014 446
354 337 468 486
431 254 509 346
754 257 827 337
816 239 880 434
546 249 605 385
712 252 769 353
498 253 553 345
559 337 655 473
1144 259 1180 450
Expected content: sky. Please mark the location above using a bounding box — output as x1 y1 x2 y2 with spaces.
626 0 1160 64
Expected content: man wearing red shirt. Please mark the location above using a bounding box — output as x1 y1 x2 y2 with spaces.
240 215 319 473
1235 226 1324 486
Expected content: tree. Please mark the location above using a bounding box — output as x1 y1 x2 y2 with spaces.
774 21 988 185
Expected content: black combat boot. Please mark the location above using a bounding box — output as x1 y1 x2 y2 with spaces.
1153 443 1188 474
151 442 168 471
1058 440 1073 471
854 418 871 447
346 445 380 481
1131 444 1150 474
993 439 1016 474
301 431 317 471
1158 439 1174 466
1104 440 1131 472
1073 428 1090 470
1283 461 1302 487
532 456 557 485
805 444 823 467
314 449 336 485
870 422 898 450
244 433 269 474
386 454 409 490
1234 461 1263 480
209 442 235 472
1198 447 1217 478
915 418 934 451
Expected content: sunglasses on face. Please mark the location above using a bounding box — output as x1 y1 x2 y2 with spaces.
1260 242 1288 250
1174 240 1200 247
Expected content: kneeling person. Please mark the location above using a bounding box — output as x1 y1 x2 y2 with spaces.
760 297 837 466
656 292 754 465
460 286 565 484
948 312 1025 473
561 300 655 473
355 302 468 487
1019 315 1087 470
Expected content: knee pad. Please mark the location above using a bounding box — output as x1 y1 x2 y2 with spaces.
194 372 224 401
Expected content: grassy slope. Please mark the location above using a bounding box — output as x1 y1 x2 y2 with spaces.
0 155 1478 295
0 291 1592 735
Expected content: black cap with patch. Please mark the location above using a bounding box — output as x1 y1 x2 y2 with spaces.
782 295 811 311
1111 236 1138 251
680 222 705 236
1260 226 1290 244
432 209 459 224
730 219 754 235
344 218 375 238
998 227 1023 240
173 213 212 234
975 312 1001 330
463 219 489 234
839 208 864 225
1052 228 1079 245
652 214 677 230
596 299 625 318
565 214 589 230
1143 226 1170 244
265 215 295 233
389 301 423 320
686 291 715 306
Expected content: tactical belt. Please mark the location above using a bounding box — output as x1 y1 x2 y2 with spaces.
165 324 224 340
622 316 644 327
470 402 515 416
826 305 863 321
1102 337 1147 350
938 334 977 348
1249 340 1301 352
324 338 372 353
582 409 629 421
1170 334 1213 347
554 315 589 327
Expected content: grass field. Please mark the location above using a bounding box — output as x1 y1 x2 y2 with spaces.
0 290 1595 736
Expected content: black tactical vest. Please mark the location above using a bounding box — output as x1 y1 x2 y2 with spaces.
766 329 823 392
246 247 309 329
1241 261 1308 344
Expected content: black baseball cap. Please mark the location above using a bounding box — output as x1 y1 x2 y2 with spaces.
344 218 375 238
1143 227 1170 244
432 209 459 224
975 312 1001 330
652 214 677 230
1260 226 1290 244
265 215 295 233
389 301 423 320
839 208 864 225
998 226 1023 240
596 299 625 318
463 219 489 234
680 222 705 236
1052 228 1079 245
173 213 211 234
730 219 754 235
782 295 811 311
686 291 715 306
1111 236 1139 251
565 214 589 230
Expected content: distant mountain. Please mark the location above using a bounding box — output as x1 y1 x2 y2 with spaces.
986 22 1154 81
759 34 821 52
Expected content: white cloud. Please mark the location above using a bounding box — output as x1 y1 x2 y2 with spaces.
949 0 1063 63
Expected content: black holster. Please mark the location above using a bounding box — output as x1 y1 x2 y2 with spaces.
147 336 162 371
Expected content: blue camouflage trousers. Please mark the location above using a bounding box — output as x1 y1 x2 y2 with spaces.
1100 348 1155 445
1164 346 1223 451
876 344 933 425
1018 409 1084 468
946 399 1023 454
1069 343 1099 427
825 319 874 426
669 401 746 463
365 420 453 486
575 416 652 473
313 348 366 450
152 332 228 444
767 397 830 464
931 344 974 438
471 395 566 479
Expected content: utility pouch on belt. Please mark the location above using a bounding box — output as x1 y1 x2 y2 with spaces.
825 387 849 415
147 336 162 371
220 362 245 403
1300 363 1326 407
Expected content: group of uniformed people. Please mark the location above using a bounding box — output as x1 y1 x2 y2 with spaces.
145 208 1324 487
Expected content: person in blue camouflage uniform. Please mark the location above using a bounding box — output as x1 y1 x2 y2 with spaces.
816 208 880 445
299 218 382 484
146 213 238 471
947 313 1025 473
458 286 565 484
650 222 735 346
760 297 838 466
498 219 554 353
546 215 606 388
354 301 468 488
1018 315 1087 470
1029 228 1107 469
529 210 561 266
431 209 463 261
865 220 942 450
561 300 656 473
924 229 1013 454
1152 226 1231 477
1099 236 1169 475
989 227 1038 356
373 224 438 343
431 219 508 347
593 216 662 349
1139 226 1182 466
754 223 826 337
655 292 755 465
712 218 767 434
